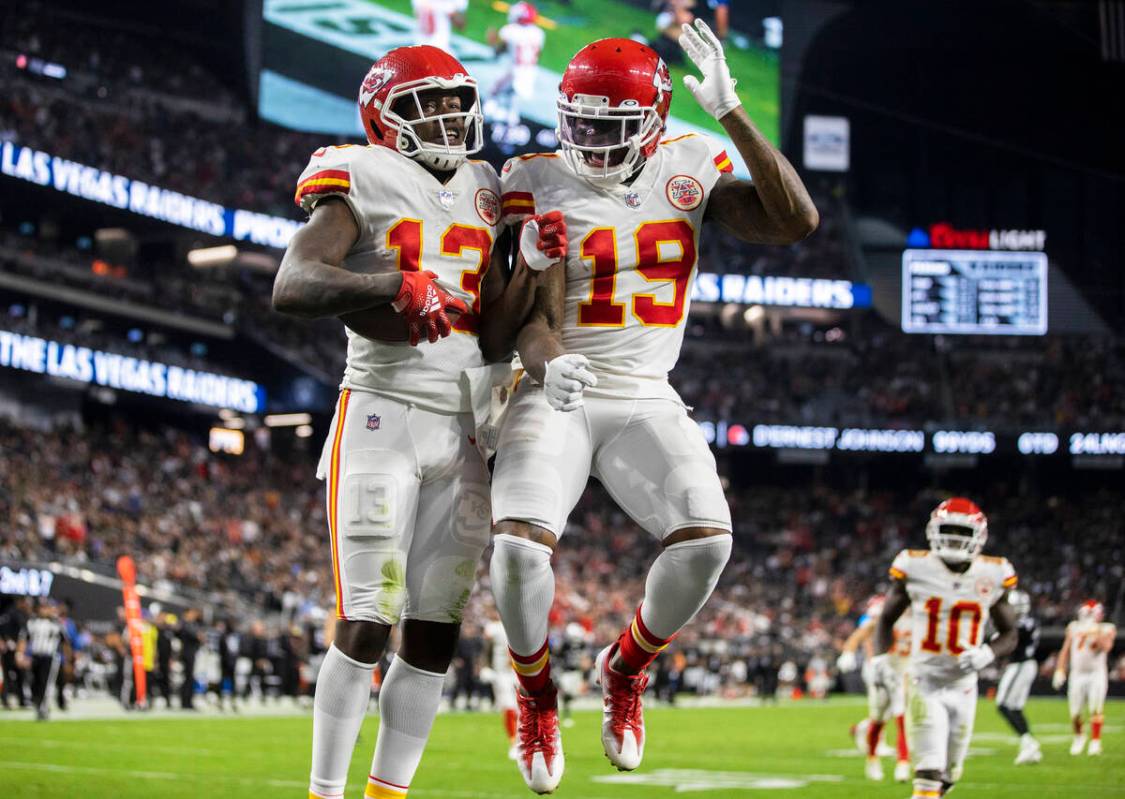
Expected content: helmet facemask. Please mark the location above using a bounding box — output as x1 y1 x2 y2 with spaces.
384 79 484 172
557 94 662 186
926 522 987 564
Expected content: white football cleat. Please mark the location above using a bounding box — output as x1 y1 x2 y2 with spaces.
515 684 565 794
595 644 648 771
1070 735 1087 756
894 760 911 782
864 756 884 781
1088 739 1102 756
1015 737 1042 765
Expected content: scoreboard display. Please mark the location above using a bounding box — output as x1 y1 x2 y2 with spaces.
901 249 1048 335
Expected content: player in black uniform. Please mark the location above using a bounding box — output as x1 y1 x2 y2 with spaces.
557 623 592 727
995 589 1042 764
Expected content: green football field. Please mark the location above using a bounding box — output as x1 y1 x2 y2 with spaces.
1 698 1122 797
367 0 781 144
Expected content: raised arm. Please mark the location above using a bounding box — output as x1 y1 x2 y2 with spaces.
679 20 818 244
272 199 401 319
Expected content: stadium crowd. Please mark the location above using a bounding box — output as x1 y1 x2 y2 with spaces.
2 415 1122 712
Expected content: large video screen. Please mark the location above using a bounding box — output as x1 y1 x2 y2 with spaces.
259 0 781 177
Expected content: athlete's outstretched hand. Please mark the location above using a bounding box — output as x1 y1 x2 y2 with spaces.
520 210 568 271
392 270 468 346
680 19 741 121
544 353 597 412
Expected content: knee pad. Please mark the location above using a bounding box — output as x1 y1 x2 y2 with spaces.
490 534 553 585
664 534 733 582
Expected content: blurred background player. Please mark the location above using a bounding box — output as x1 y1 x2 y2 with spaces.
837 594 911 782
489 21 817 793
995 588 1042 765
483 610 520 759
486 2 545 127
412 0 467 52
19 600 70 721
1053 599 1117 756
557 622 592 728
873 498 1019 799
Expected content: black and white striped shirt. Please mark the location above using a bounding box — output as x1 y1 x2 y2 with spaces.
23 617 65 658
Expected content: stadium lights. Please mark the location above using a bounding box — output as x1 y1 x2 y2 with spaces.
222 417 246 429
265 412 313 427
187 244 238 268
296 424 314 438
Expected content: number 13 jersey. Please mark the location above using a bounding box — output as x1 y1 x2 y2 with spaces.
295 144 502 414
500 133 734 402
889 549 1017 682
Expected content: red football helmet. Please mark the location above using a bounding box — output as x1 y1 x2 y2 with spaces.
1077 600 1105 623
925 497 988 563
358 45 483 171
509 1 538 25
556 38 673 185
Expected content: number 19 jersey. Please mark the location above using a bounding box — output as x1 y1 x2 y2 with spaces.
889 549 1017 683
295 145 502 414
499 133 734 402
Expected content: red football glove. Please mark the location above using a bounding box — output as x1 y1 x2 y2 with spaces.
520 210 568 271
391 270 469 346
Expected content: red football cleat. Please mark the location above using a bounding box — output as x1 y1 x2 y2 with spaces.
514 682 565 794
595 644 648 771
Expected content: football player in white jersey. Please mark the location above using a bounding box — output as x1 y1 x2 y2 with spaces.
483 609 520 760
412 0 467 53
488 2 545 124
274 46 566 799
873 498 1019 799
1053 599 1117 756
486 21 818 794
837 595 912 782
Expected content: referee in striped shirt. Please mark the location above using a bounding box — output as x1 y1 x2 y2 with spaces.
18 600 70 721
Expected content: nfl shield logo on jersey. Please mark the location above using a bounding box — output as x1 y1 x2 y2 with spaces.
366 414 381 431
624 191 642 209
437 190 456 209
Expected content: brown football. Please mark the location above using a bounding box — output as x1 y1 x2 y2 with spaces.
339 305 463 343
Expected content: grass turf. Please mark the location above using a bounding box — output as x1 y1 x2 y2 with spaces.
1 698 1122 797
367 0 781 144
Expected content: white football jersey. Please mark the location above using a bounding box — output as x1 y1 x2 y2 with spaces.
499 22 544 67
483 619 510 673
295 145 502 414
412 0 467 52
889 549 1017 682
866 597 913 661
500 134 736 403
1067 620 1115 674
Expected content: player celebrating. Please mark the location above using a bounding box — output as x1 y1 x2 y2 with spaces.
873 498 1019 799
274 45 564 799
488 21 817 793
995 589 1042 764
837 594 912 782
1053 599 1117 756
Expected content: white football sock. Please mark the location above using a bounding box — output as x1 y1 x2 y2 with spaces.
640 536 732 638
489 534 555 656
310 645 375 798
367 656 446 795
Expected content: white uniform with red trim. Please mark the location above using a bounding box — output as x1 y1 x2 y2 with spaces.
498 22 544 98
1066 620 1115 717
484 619 517 711
861 598 912 720
412 0 467 52
491 134 735 540
295 144 501 625
889 549 1017 777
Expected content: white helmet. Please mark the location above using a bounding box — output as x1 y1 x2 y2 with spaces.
925 497 988 564
1007 589 1031 618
